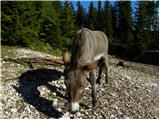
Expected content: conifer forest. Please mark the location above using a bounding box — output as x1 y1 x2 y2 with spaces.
1 1 159 63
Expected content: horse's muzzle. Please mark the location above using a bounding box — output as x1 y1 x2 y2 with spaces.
69 102 79 114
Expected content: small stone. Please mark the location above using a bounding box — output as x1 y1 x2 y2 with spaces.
76 112 81 116
52 92 56 96
85 87 90 91
110 93 117 97
40 91 45 96
53 101 57 106
57 108 62 112
60 112 70 119
85 112 88 115
110 114 115 118
11 108 18 113
124 116 130 119
23 116 29 119
101 88 105 91
56 84 60 87
124 75 131 80
42 87 46 91
16 93 20 96
113 105 118 110
4 111 9 115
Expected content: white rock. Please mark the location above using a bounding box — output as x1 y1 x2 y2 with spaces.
124 75 131 80
57 108 62 112
101 88 105 91
76 112 81 116
85 87 90 91
23 116 29 119
60 112 70 119
42 87 46 91
53 101 57 106
16 93 20 96
60 115 70 119
124 116 130 119
4 111 9 115
10 108 18 113
113 105 118 110
40 91 45 96
110 93 117 97
52 92 56 96
110 114 115 118
56 84 60 87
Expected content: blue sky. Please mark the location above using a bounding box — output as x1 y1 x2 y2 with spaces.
71 1 106 11
71 1 137 12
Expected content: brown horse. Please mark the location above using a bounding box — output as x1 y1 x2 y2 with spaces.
62 28 109 114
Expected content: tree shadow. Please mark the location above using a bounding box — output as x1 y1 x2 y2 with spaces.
12 68 65 118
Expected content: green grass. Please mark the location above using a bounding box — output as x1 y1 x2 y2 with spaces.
1 43 62 57
53 49 62 57
28 42 62 57
1 45 17 57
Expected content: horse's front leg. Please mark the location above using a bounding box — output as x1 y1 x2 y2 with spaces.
89 70 97 107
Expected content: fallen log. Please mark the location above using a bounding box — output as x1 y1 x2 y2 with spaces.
1 57 64 66
2 76 20 83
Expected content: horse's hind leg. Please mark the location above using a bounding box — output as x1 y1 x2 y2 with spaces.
96 61 105 85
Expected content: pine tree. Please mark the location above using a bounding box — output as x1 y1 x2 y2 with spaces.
2 1 40 47
96 0 103 31
1 1 18 45
134 1 159 54
117 1 134 57
70 2 76 17
39 1 62 48
76 1 87 28
88 1 97 30
103 1 113 44
52 1 63 17
150 1 159 50
61 1 77 49
111 4 118 43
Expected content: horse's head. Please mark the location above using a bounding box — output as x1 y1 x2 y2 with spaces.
62 50 98 113
64 68 85 113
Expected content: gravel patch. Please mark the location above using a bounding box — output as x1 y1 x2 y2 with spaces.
1 48 159 119
16 48 62 60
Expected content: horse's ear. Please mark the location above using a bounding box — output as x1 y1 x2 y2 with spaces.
82 60 99 73
62 49 70 65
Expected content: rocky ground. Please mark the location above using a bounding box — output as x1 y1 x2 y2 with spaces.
0 47 159 119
